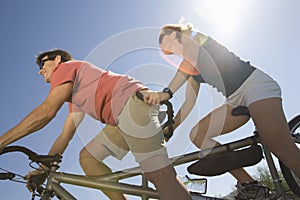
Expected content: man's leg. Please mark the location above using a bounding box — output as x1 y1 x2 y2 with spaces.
140 155 191 200
79 146 128 200
117 92 191 199
79 125 130 200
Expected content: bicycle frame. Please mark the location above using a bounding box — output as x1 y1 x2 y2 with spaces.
43 151 207 200
37 131 299 200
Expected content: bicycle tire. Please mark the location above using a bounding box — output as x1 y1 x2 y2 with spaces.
279 114 300 196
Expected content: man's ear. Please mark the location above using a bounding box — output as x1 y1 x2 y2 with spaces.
55 55 62 64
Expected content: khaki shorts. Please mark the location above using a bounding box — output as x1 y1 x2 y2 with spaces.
85 124 129 160
86 90 169 171
117 90 168 165
226 69 282 107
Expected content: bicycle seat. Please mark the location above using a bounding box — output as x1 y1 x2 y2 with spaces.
187 144 263 176
231 106 250 117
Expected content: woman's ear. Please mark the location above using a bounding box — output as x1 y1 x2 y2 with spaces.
170 31 177 40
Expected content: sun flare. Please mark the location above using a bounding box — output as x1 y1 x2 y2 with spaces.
194 0 246 35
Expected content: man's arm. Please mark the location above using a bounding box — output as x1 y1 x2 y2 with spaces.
0 82 73 147
26 111 84 187
48 112 85 156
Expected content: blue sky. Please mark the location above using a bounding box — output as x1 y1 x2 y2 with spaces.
1 0 300 199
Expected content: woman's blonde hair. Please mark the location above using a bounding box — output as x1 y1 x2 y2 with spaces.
159 22 193 44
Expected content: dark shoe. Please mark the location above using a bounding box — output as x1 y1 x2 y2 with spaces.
235 181 270 200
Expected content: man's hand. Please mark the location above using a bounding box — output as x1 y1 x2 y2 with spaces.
26 169 48 192
143 92 171 105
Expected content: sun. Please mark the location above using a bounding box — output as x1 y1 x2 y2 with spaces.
194 0 246 35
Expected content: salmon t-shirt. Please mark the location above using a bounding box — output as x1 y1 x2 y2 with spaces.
50 60 145 125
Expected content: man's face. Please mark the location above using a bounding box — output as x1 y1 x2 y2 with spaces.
38 56 58 83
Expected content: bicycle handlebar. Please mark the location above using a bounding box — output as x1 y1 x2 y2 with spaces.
0 146 62 168
135 91 175 140
0 172 15 180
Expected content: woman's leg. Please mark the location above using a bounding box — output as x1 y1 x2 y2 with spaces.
248 98 300 178
190 104 254 182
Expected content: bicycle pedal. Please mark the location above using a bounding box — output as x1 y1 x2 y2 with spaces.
235 181 271 200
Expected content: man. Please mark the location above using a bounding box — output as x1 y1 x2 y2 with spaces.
0 49 191 200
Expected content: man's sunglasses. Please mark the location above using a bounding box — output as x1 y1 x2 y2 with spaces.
39 57 54 70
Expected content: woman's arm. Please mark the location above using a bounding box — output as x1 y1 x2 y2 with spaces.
168 71 190 94
143 60 191 105
173 76 200 129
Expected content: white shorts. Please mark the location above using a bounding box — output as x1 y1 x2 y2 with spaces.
226 69 282 107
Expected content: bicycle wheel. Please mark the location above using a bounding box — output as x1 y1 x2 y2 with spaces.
279 114 300 196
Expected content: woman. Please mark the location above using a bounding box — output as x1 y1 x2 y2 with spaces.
144 23 300 199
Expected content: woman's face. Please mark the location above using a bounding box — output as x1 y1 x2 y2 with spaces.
159 32 183 55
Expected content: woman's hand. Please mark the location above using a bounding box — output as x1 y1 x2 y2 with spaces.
143 92 171 105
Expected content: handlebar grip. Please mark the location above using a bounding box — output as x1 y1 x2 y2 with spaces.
0 146 62 167
37 154 62 164
135 91 175 140
135 90 144 101
0 172 15 180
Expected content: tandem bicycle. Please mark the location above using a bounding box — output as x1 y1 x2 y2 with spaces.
1 96 299 200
